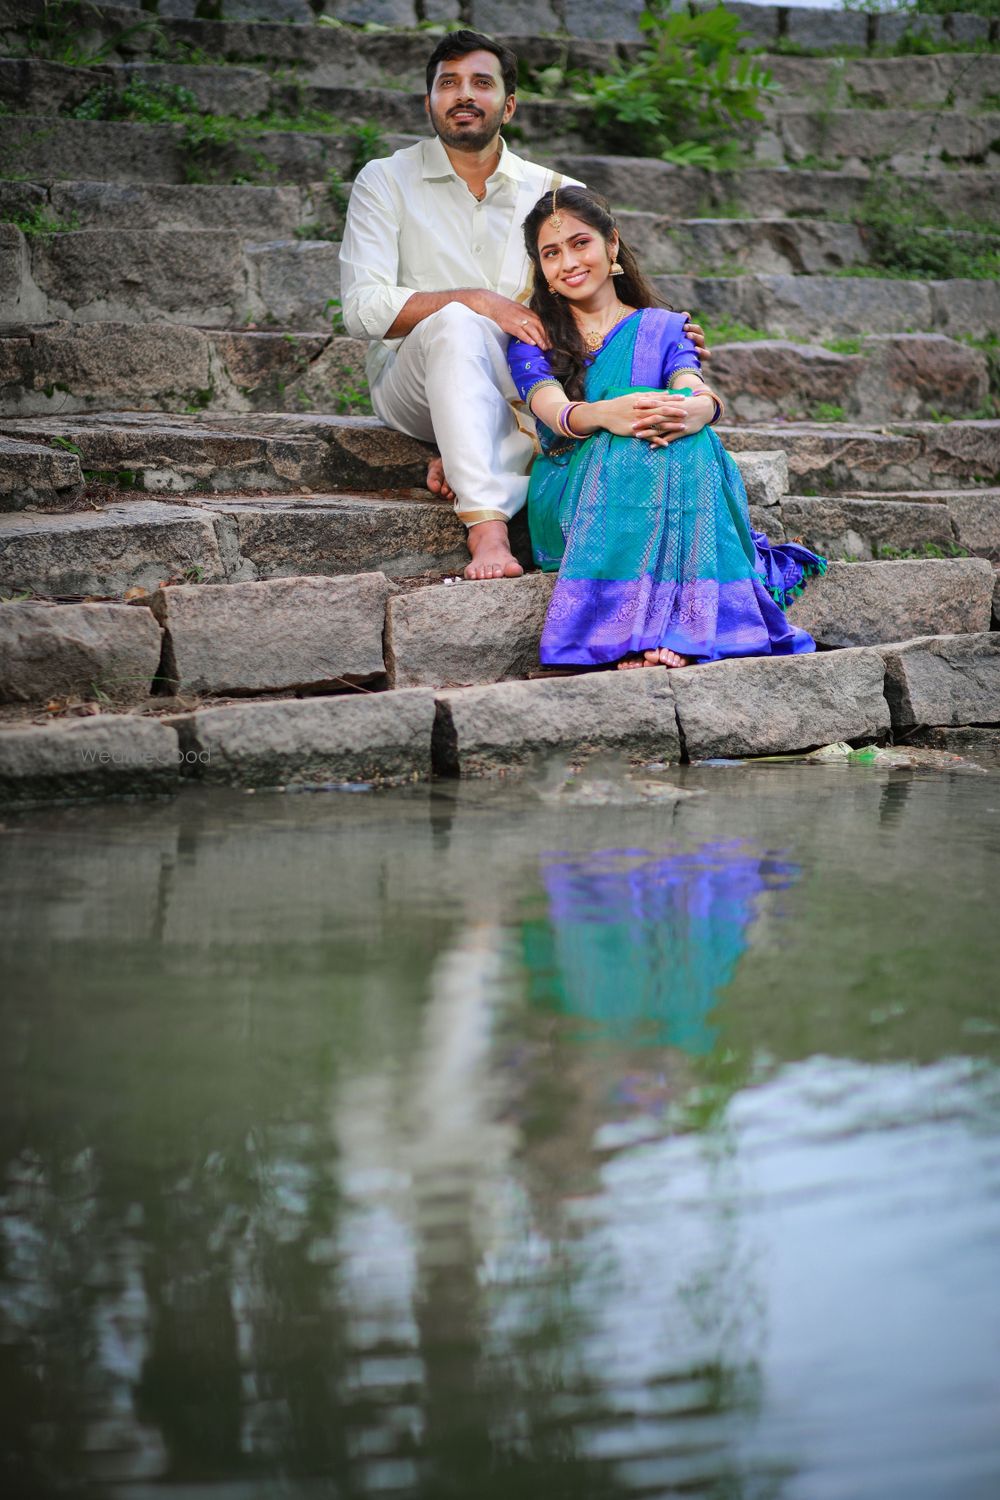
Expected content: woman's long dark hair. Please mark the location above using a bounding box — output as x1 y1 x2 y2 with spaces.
523 185 665 401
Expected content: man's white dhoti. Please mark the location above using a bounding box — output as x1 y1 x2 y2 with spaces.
370 303 535 525
339 136 579 526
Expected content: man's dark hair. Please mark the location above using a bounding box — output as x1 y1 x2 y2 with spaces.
425 30 518 99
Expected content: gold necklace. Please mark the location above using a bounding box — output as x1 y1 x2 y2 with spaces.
579 302 629 353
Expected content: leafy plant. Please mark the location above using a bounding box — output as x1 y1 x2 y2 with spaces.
582 4 776 171
851 173 1000 280
19 0 164 66
811 403 847 422
72 79 198 123
347 121 387 175
48 435 84 457
8 205 80 236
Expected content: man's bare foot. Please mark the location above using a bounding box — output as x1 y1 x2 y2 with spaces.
426 456 455 503
643 646 692 668
464 519 524 581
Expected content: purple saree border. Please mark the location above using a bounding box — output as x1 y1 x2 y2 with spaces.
539 573 817 666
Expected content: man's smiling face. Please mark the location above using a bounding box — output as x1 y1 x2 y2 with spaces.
426 48 515 152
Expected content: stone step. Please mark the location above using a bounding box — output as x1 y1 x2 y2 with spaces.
0 412 433 507
55 46 992 116
721 420 1000 493
0 598 163 705
783 488 1000 563
0 116 398 186
0 178 343 239
619 214 874 276
0 492 472 597
4 183 917 276
759 52 1000 112
5 627 998 805
1 322 991 428
879 633 1000 733
0 57 277 119
711 336 990 426
558 158 1000 229
0 449 788 598
0 224 342 330
0 688 438 805
2 0 993 65
787 557 995 648
778 495 960 561
755 107 1000 171
0 322 346 420
651 274 998 342
7 34 996 124
381 558 994 689
0 434 82 508
0 500 227 598
434 646 894 773
148 571 393 695
0 61 590 150
0 413 790 513
12 54 996 169
5 222 993 340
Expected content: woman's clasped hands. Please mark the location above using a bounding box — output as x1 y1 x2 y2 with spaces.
600 392 713 448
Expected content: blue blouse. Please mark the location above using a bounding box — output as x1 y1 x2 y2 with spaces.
507 308 701 404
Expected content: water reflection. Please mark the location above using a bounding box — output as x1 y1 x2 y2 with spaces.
1 775 999 1498
526 840 799 1053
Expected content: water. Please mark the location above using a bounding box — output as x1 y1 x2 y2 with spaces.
2 757 999 1500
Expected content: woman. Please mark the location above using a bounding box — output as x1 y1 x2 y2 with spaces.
506 186 825 669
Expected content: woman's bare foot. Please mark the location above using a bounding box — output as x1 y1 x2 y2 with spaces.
465 519 524 581
616 655 646 670
643 646 692 668
426 456 455 503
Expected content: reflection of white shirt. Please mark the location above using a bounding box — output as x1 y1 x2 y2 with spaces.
340 135 580 387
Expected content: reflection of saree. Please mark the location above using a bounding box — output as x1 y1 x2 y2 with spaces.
508 308 825 667
524 843 799 1054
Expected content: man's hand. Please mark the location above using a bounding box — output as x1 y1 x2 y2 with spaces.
468 291 551 349
681 312 710 362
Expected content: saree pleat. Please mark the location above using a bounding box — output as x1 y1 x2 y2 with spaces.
527 310 825 667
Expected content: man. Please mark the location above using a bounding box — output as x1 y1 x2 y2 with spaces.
339 30 703 581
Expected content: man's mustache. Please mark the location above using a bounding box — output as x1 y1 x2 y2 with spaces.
447 105 484 118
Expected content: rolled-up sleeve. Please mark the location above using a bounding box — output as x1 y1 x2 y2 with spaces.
339 162 418 341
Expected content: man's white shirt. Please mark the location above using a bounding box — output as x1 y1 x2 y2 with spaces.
339 135 579 387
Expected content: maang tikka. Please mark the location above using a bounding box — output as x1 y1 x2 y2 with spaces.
548 184 563 231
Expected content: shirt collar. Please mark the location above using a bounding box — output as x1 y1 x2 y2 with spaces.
421 134 525 184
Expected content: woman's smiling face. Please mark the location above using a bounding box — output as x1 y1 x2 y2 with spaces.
536 212 618 300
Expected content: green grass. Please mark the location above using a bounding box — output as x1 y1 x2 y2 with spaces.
811 403 848 423
65 80 387 186
871 541 971 561
822 336 866 355
700 317 771 345
71 80 346 143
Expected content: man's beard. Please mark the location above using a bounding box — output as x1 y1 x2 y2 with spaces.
429 98 508 152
